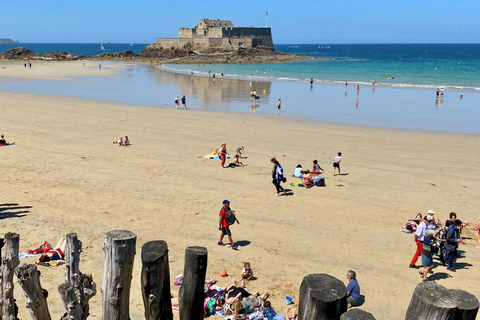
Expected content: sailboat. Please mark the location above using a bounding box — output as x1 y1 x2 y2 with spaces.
130 43 133 47
100 44 105 50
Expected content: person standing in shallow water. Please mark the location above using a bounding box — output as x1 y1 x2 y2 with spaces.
181 95 187 109
277 98 281 115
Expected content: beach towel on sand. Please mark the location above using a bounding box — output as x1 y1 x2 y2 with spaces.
290 181 306 188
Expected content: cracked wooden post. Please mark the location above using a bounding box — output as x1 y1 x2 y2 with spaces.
141 240 173 320
178 246 207 320
65 233 82 284
298 274 347 320
0 232 20 320
450 289 479 320
58 233 97 320
0 238 4 264
101 230 137 320
340 309 376 320
16 263 51 320
405 281 457 319
58 274 96 320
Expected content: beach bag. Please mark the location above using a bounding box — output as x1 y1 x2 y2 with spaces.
225 209 236 225
315 177 326 187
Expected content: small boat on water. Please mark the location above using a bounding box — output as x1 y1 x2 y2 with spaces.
100 44 105 50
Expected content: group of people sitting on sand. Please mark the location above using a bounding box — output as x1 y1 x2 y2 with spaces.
113 136 130 147
290 160 325 188
198 262 297 319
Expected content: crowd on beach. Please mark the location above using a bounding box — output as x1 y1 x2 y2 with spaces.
406 210 480 282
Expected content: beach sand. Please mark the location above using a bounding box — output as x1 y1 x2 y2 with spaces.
1 63 480 319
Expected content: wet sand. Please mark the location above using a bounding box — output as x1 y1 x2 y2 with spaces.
1 63 480 319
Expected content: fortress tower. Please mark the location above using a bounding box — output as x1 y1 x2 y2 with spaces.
156 18 274 49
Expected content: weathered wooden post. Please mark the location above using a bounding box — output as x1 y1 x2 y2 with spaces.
405 282 457 319
65 233 82 284
58 233 97 320
178 246 207 320
298 274 347 320
449 289 479 320
101 230 137 320
141 240 173 320
0 238 4 263
16 264 51 320
340 309 376 320
0 232 20 320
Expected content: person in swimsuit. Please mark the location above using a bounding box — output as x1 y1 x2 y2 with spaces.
175 96 179 109
277 98 282 115
39 237 66 263
0 135 14 145
220 142 227 168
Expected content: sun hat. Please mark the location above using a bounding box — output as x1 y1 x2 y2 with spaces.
223 200 230 204
428 209 435 214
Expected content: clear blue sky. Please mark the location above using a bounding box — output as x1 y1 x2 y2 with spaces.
1 0 479 44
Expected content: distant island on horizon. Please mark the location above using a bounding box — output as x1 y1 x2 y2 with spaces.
0 38 19 44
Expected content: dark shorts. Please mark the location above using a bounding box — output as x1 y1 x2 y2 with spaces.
333 162 340 168
221 227 231 236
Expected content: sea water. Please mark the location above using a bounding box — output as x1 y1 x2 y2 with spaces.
1 44 479 134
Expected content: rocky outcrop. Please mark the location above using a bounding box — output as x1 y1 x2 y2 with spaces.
0 47 38 59
0 43 322 64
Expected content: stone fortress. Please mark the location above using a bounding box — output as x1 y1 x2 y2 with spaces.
156 18 274 50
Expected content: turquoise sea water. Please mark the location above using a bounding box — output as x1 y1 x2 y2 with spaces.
1 44 479 134
168 44 480 91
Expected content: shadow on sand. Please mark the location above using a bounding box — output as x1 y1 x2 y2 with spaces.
0 203 31 220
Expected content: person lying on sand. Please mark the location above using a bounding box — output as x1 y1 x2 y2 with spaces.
301 170 315 188
39 237 66 263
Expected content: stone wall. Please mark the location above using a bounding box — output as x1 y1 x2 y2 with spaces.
156 27 273 49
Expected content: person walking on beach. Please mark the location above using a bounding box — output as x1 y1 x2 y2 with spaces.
310 78 314 85
271 157 286 196
356 85 360 96
218 199 239 249
346 270 360 308
220 142 227 168
409 215 432 268
174 96 179 109
181 95 187 109
277 98 282 115
333 152 342 176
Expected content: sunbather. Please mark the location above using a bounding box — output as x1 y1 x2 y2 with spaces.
39 237 66 263
0 135 14 145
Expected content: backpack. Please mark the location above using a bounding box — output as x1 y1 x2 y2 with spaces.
314 176 326 187
225 208 236 225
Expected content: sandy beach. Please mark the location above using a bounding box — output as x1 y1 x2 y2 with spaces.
1 62 480 319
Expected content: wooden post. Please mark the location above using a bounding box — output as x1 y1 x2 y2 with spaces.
340 309 376 320
0 238 4 263
298 274 347 320
405 282 457 319
141 241 173 320
15 263 51 320
58 273 96 320
65 233 82 284
450 289 479 320
0 232 20 320
178 246 207 320
101 230 137 320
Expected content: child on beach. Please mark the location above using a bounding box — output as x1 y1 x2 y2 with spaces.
123 136 130 146
312 160 323 174
263 301 286 320
175 95 179 109
241 262 253 281
236 146 245 158
333 152 342 176
285 307 298 320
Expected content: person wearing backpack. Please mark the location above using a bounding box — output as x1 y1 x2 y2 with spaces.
218 199 239 249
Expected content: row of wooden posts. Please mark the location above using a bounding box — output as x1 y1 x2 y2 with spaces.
0 230 478 320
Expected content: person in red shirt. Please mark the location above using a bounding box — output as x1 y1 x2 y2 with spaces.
218 199 239 249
